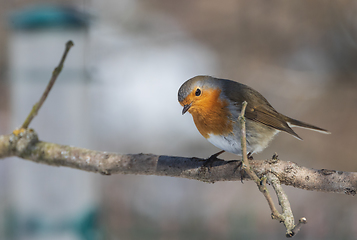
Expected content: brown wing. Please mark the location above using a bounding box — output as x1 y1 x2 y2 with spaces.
245 105 302 140
220 78 302 139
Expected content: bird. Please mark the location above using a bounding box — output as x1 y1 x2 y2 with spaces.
178 75 330 157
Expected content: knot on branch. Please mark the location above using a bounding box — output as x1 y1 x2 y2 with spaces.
10 129 39 156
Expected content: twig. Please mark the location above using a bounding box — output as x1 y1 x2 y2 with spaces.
268 172 307 236
238 101 308 237
20 40 74 129
238 101 260 182
291 218 307 236
238 102 282 217
267 173 298 237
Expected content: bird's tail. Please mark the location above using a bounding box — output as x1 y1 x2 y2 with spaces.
283 115 331 134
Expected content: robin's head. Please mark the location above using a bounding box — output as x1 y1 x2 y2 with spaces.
178 75 233 138
178 76 224 115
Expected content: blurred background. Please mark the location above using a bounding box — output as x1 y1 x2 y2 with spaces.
0 0 356 239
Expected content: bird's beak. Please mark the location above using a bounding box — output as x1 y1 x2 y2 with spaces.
182 102 192 115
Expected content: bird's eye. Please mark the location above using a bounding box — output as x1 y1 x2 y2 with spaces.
195 88 201 96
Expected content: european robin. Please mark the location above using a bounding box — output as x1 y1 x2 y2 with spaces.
178 75 330 156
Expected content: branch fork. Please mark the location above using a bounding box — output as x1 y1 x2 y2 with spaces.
238 101 306 237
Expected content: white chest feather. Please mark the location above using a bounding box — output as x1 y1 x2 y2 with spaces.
207 134 242 155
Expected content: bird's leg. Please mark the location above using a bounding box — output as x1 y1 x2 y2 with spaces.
201 150 225 171
231 152 253 183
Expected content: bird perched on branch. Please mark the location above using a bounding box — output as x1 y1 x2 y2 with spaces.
178 75 330 157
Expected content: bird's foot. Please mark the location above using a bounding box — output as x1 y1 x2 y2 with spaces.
200 150 225 173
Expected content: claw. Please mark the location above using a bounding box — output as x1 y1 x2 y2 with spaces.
200 150 225 172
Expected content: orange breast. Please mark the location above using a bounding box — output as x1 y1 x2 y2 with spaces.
188 89 233 138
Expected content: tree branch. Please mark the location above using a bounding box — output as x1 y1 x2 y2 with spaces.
0 129 356 196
